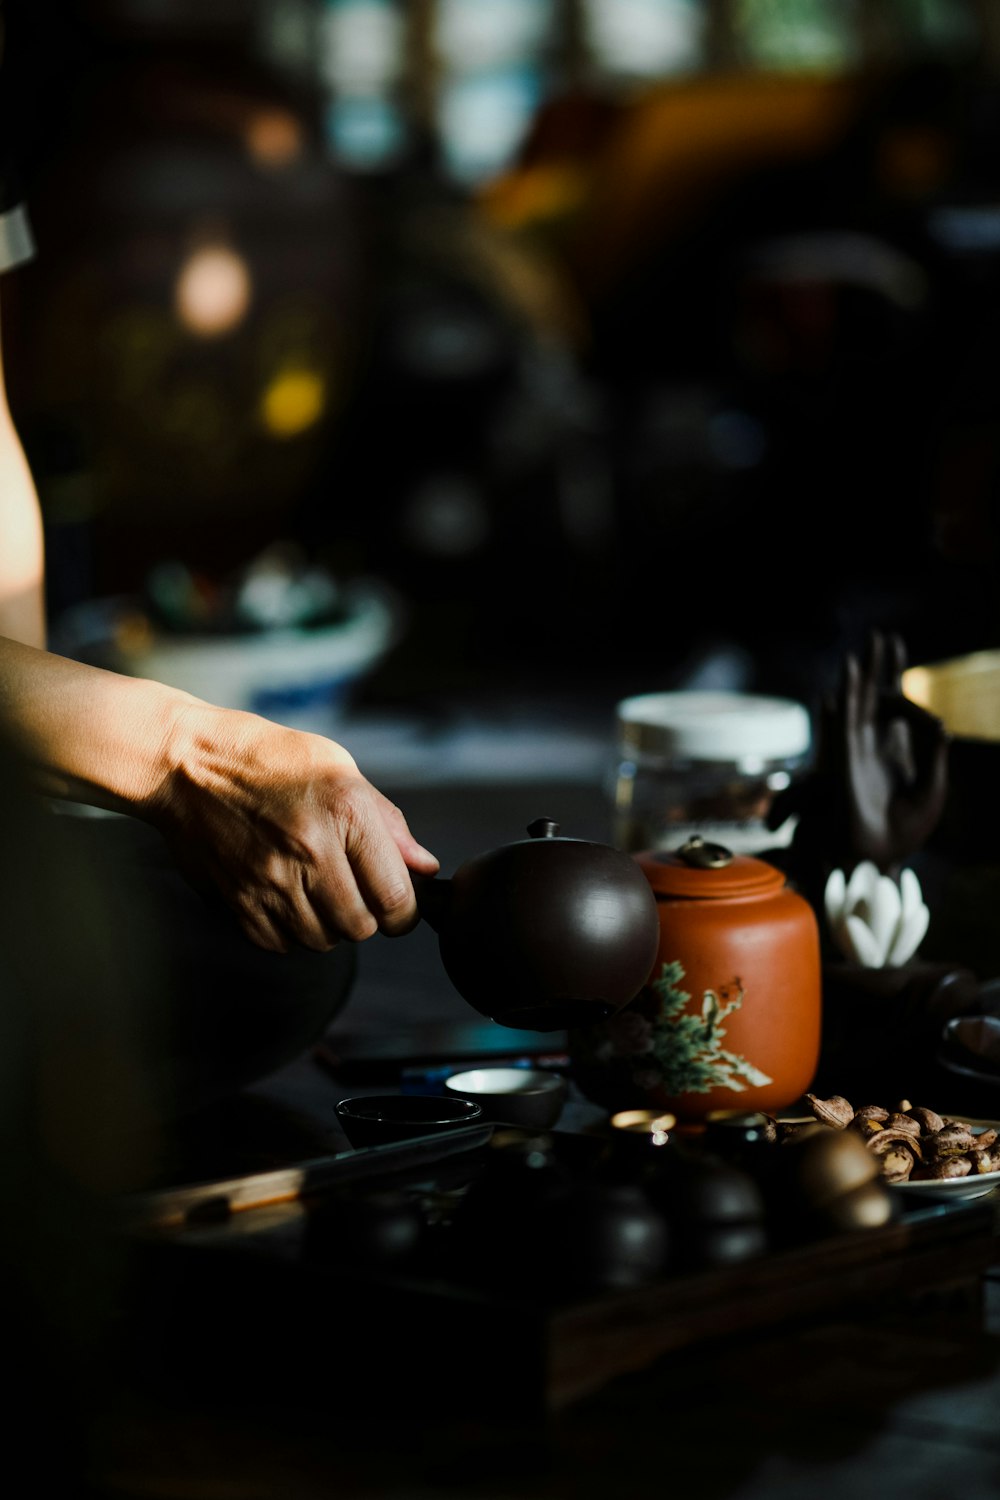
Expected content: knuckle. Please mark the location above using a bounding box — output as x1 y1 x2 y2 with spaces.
333 778 370 820
376 881 416 929
345 909 379 943
304 933 337 954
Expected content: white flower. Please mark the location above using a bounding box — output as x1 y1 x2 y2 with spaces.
824 862 929 969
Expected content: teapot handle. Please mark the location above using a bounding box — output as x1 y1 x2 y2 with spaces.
411 871 453 934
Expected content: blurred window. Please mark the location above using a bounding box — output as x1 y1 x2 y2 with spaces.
731 0 861 72
319 0 408 170
580 0 707 81
432 0 556 185
325 93 407 169
434 0 554 70
436 67 545 185
320 0 406 92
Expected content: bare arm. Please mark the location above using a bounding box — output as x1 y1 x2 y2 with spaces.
0 308 45 648
0 637 439 951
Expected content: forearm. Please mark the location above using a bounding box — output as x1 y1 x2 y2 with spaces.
0 636 192 815
0 638 438 950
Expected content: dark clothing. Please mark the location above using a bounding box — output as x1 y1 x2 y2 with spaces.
38 807 356 1118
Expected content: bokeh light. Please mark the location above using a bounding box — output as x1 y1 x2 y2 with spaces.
174 243 252 339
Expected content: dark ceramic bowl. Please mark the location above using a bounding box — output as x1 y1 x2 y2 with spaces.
444 1068 568 1130
335 1094 483 1148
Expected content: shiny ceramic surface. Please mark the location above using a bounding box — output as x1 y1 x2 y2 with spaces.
415 819 660 1032
444 1068 568 1129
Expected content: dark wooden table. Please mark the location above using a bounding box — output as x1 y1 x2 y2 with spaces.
94 773 1000 1499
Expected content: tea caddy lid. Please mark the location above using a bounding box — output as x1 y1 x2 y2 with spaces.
636 835 787 899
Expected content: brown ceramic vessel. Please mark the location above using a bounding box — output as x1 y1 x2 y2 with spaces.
414 818 660 1032
572 837 821 1120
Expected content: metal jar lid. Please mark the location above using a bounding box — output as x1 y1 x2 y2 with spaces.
636 836 788 900
616 691 811 764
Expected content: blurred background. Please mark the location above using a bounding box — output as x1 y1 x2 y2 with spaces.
7 0 1000 775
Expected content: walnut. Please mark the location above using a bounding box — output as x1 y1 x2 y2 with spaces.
785 1094 998 1188
779 1121 830 1143
868 1130 924 1161
916 1156 973 1180
854 1105 889 1123
878 1145 917 1183
926 1124 977 1159
905 1107 945 1134
804 1094 854 1129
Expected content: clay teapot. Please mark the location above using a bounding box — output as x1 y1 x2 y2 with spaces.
413 818 660 1031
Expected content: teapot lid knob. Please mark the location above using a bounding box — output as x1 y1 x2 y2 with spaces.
527 817 560 839
677 834 733 869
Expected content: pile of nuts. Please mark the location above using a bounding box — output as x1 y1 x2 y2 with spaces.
779 1095 999 1184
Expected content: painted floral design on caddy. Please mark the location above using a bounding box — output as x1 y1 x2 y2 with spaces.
579 960 773 1100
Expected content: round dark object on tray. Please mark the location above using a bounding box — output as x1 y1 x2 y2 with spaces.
444 1068 568 1129
650 1149 767 1268
335 1094 483 1148
553 1180 671 1294
448 1130 575 1291
671 1153 767 1225
683 1219 769 1269
413 819 660 1032
305 1188 426 1268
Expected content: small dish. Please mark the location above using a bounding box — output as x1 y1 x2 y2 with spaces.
335 1094 483 1148
444 1068 568 1129
890 1118 1000 1199
890 1170 1000 1199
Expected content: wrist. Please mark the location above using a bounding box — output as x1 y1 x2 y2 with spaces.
143 691 224 829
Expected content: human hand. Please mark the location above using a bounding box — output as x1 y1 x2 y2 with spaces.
150 703 439 953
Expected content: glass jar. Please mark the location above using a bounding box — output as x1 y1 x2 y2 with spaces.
612 691 812 856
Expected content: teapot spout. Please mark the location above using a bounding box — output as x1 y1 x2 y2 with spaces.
412 871 454 934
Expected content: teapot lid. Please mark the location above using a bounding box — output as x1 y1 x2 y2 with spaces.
636 835 786 899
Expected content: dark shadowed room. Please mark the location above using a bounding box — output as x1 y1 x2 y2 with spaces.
4 2 1000 1496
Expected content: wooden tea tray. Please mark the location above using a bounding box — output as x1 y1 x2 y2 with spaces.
119 1128 998 1418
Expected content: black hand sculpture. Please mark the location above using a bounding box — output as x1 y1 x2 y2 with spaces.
769 631 949 910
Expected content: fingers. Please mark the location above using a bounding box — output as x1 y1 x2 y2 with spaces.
259 802 430 949
294 777 422 940
860 631 883 722
373 790 440 873
168 709 438 950
886 631 908 690
345 809 421 937
899 698 950 808
842 651 862 738
235 901 291 955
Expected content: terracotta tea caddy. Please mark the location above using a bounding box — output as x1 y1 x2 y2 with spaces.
413 818 660 1032
571 836 821 1120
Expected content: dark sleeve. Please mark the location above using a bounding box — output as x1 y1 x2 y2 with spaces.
0 2 35 274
